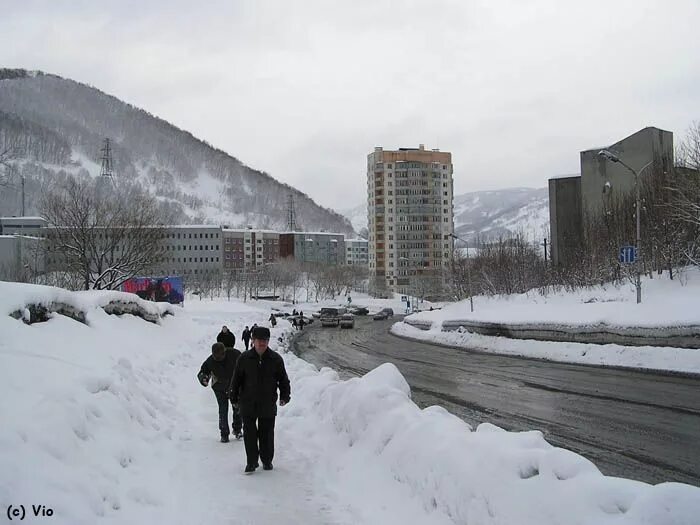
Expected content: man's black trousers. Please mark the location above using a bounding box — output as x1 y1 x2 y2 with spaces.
214 390 242 436
242 416 275 466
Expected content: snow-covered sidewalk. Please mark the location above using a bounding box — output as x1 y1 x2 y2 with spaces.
2 282 700 524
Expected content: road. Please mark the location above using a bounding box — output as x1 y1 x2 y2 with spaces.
291 316 700 487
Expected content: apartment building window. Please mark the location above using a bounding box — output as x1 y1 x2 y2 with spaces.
216 257 219 262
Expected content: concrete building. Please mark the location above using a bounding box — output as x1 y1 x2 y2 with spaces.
0 216 48 236
367 145 454 297
279 232 345 265
345 238 369 266
0 234 45 281
549 126 674 266
580 127 673 217
158 225 223 282
222 228 280 270
548 176 582 266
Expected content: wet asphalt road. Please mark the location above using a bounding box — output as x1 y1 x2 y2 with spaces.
291 316 700 487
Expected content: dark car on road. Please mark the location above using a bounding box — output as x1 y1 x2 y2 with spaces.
373 308 394 320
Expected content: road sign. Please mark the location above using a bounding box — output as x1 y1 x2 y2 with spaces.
619 246 636 264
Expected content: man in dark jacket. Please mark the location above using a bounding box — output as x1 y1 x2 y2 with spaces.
198 342 242 442
216 326 236 348
241 326 251 350
229 326 290 473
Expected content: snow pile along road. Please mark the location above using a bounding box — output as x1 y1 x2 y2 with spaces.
1 282 699 524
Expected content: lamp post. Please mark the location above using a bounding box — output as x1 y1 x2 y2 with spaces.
449 233 474 313
597 150 653 304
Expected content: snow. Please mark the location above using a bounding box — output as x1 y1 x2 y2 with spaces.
394 268 700 374
1 282 699 524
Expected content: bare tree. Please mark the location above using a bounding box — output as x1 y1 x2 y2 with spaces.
41 174 173 290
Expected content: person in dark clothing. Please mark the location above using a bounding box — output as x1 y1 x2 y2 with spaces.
298 316 305 331
242 326 251 350
229 326 290 474
198 342 242 442
216 325 236 349
269 313 277 327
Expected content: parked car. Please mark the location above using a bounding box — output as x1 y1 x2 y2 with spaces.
347 305 369 316
320 307 346 327
340 313 355 329
381 308 394 317
311 311 321 319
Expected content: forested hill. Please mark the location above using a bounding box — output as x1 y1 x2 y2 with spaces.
0 69 354 234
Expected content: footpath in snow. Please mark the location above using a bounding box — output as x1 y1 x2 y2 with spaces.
1 281 699 525
396 268 700 375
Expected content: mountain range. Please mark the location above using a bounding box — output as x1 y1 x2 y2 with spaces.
0 69 354 235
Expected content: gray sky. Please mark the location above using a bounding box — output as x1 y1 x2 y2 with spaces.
3 0 700 210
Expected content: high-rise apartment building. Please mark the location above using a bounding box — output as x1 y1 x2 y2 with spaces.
367 145 454 298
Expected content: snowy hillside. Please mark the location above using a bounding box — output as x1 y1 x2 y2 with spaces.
340 187 550 244
339 202 368 235
1 281 699 524
0 69 354 235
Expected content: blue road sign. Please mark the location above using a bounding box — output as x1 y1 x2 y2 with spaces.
619 246 637 264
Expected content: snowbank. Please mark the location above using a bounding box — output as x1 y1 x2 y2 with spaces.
287 357 700 525
0 281 175 324
408 267 700 328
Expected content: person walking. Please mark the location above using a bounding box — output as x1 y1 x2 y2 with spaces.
269 313 277 327
216 325 236 349
298 316 305 331
241 326 251 351
197 342 242 442
229 326 290 474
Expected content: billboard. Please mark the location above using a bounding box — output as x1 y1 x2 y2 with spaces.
122 276 184 305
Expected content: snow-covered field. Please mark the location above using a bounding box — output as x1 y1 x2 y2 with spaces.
395 268 700 375
1 281 699 524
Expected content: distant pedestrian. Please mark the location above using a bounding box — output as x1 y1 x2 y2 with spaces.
229 326 290 474
242 326 251 350
269 313 277 327
197 343 242 442
298 316 305 331
216 325 236 348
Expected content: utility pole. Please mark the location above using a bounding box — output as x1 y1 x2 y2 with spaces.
21 174 25 216
98 138 116 191
449 233 474 312
541 238 548 265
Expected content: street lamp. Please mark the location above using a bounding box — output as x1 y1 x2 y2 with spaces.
449 233 474 312
597 150 653 304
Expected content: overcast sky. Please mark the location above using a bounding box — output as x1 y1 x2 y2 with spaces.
3 0 700 211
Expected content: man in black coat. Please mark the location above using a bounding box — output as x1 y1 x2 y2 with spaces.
216 326 236 348
229 326 290 473
241 326 251 350
198 342 242 442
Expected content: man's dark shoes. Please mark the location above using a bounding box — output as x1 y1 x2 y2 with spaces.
244 463 258 474
234 432 243 440
220 434 229 443
263 463 273 471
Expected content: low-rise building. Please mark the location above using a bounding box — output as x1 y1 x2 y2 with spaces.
345 238 369 266
279 231 345 265
222 228 280 270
